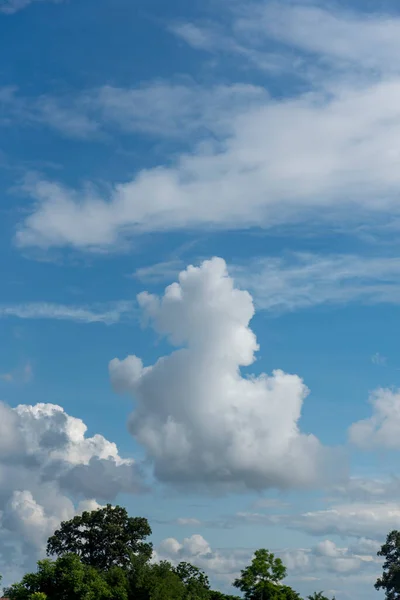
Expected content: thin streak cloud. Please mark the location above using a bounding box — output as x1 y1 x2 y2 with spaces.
0 301 135 324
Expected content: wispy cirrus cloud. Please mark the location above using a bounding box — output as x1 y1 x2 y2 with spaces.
0 87 99 139
10 3 400 250
132 260 185 284
173 1 400 75
0 301 135 324
232 2 400 74
134 253 400 314
15 76 400 250
4 252 399 328
0 82 265 140
233 253 400 312
170 21 289 73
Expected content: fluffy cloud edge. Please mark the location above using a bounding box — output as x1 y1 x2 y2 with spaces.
110 257 346 492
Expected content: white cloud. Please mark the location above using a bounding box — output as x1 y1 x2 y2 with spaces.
170 21 286 73
133 253 400 314
330 476 400 502
0 86 98 137
349 388 400 450
233 253 400 312
171 23 218 51
15 73 400 250
176 517 203 526
285 502 400 539
13 3 400 251
347 538 381 556
0 301 135 324
234 2 400 74
0 401 143 582
281 539 379 576
155 533 380 599
154 533 252 587
110 257 344 491
89 82 266 138
132 260 185 285
174 2 400 76
4 252 400 328
0 82 265 141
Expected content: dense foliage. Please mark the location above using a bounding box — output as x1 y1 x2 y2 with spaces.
4 504 398 600
375 530 400 600
46 504 152 570
233 549 287 599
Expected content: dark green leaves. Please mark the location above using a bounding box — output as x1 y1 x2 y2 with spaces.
46 504 152 571
233 549 287 600
376 530 400 600
174 562 210 599
6 554 113 600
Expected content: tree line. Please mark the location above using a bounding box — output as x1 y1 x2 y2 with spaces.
0 504 397 600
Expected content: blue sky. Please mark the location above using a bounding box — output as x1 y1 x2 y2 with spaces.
3 0 400 598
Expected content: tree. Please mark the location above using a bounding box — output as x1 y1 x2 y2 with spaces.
131 560 186 600
233 549 287 600
209 593 241 600
5 554 117 600
174 562 210 599
103 567 129 600
278 586 302 600
46 504 152 571
376 530 400 600
5 559 56 600
307 594 334 600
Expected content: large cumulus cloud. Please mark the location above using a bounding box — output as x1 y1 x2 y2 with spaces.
0 401 143 582
110 257 344 492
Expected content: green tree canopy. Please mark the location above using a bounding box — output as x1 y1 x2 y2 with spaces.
278 585 302 599
233 549 287 600
174 562 210 599
131 559 186 600
375 530 400 600
46 504 152 571
5 554 116 600
30 593 47 600
208 592 241 600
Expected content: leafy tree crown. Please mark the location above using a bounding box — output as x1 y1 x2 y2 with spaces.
46 504 152 571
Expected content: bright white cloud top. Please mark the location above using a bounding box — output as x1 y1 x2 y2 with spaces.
110 257 344 491
0 401 140 576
